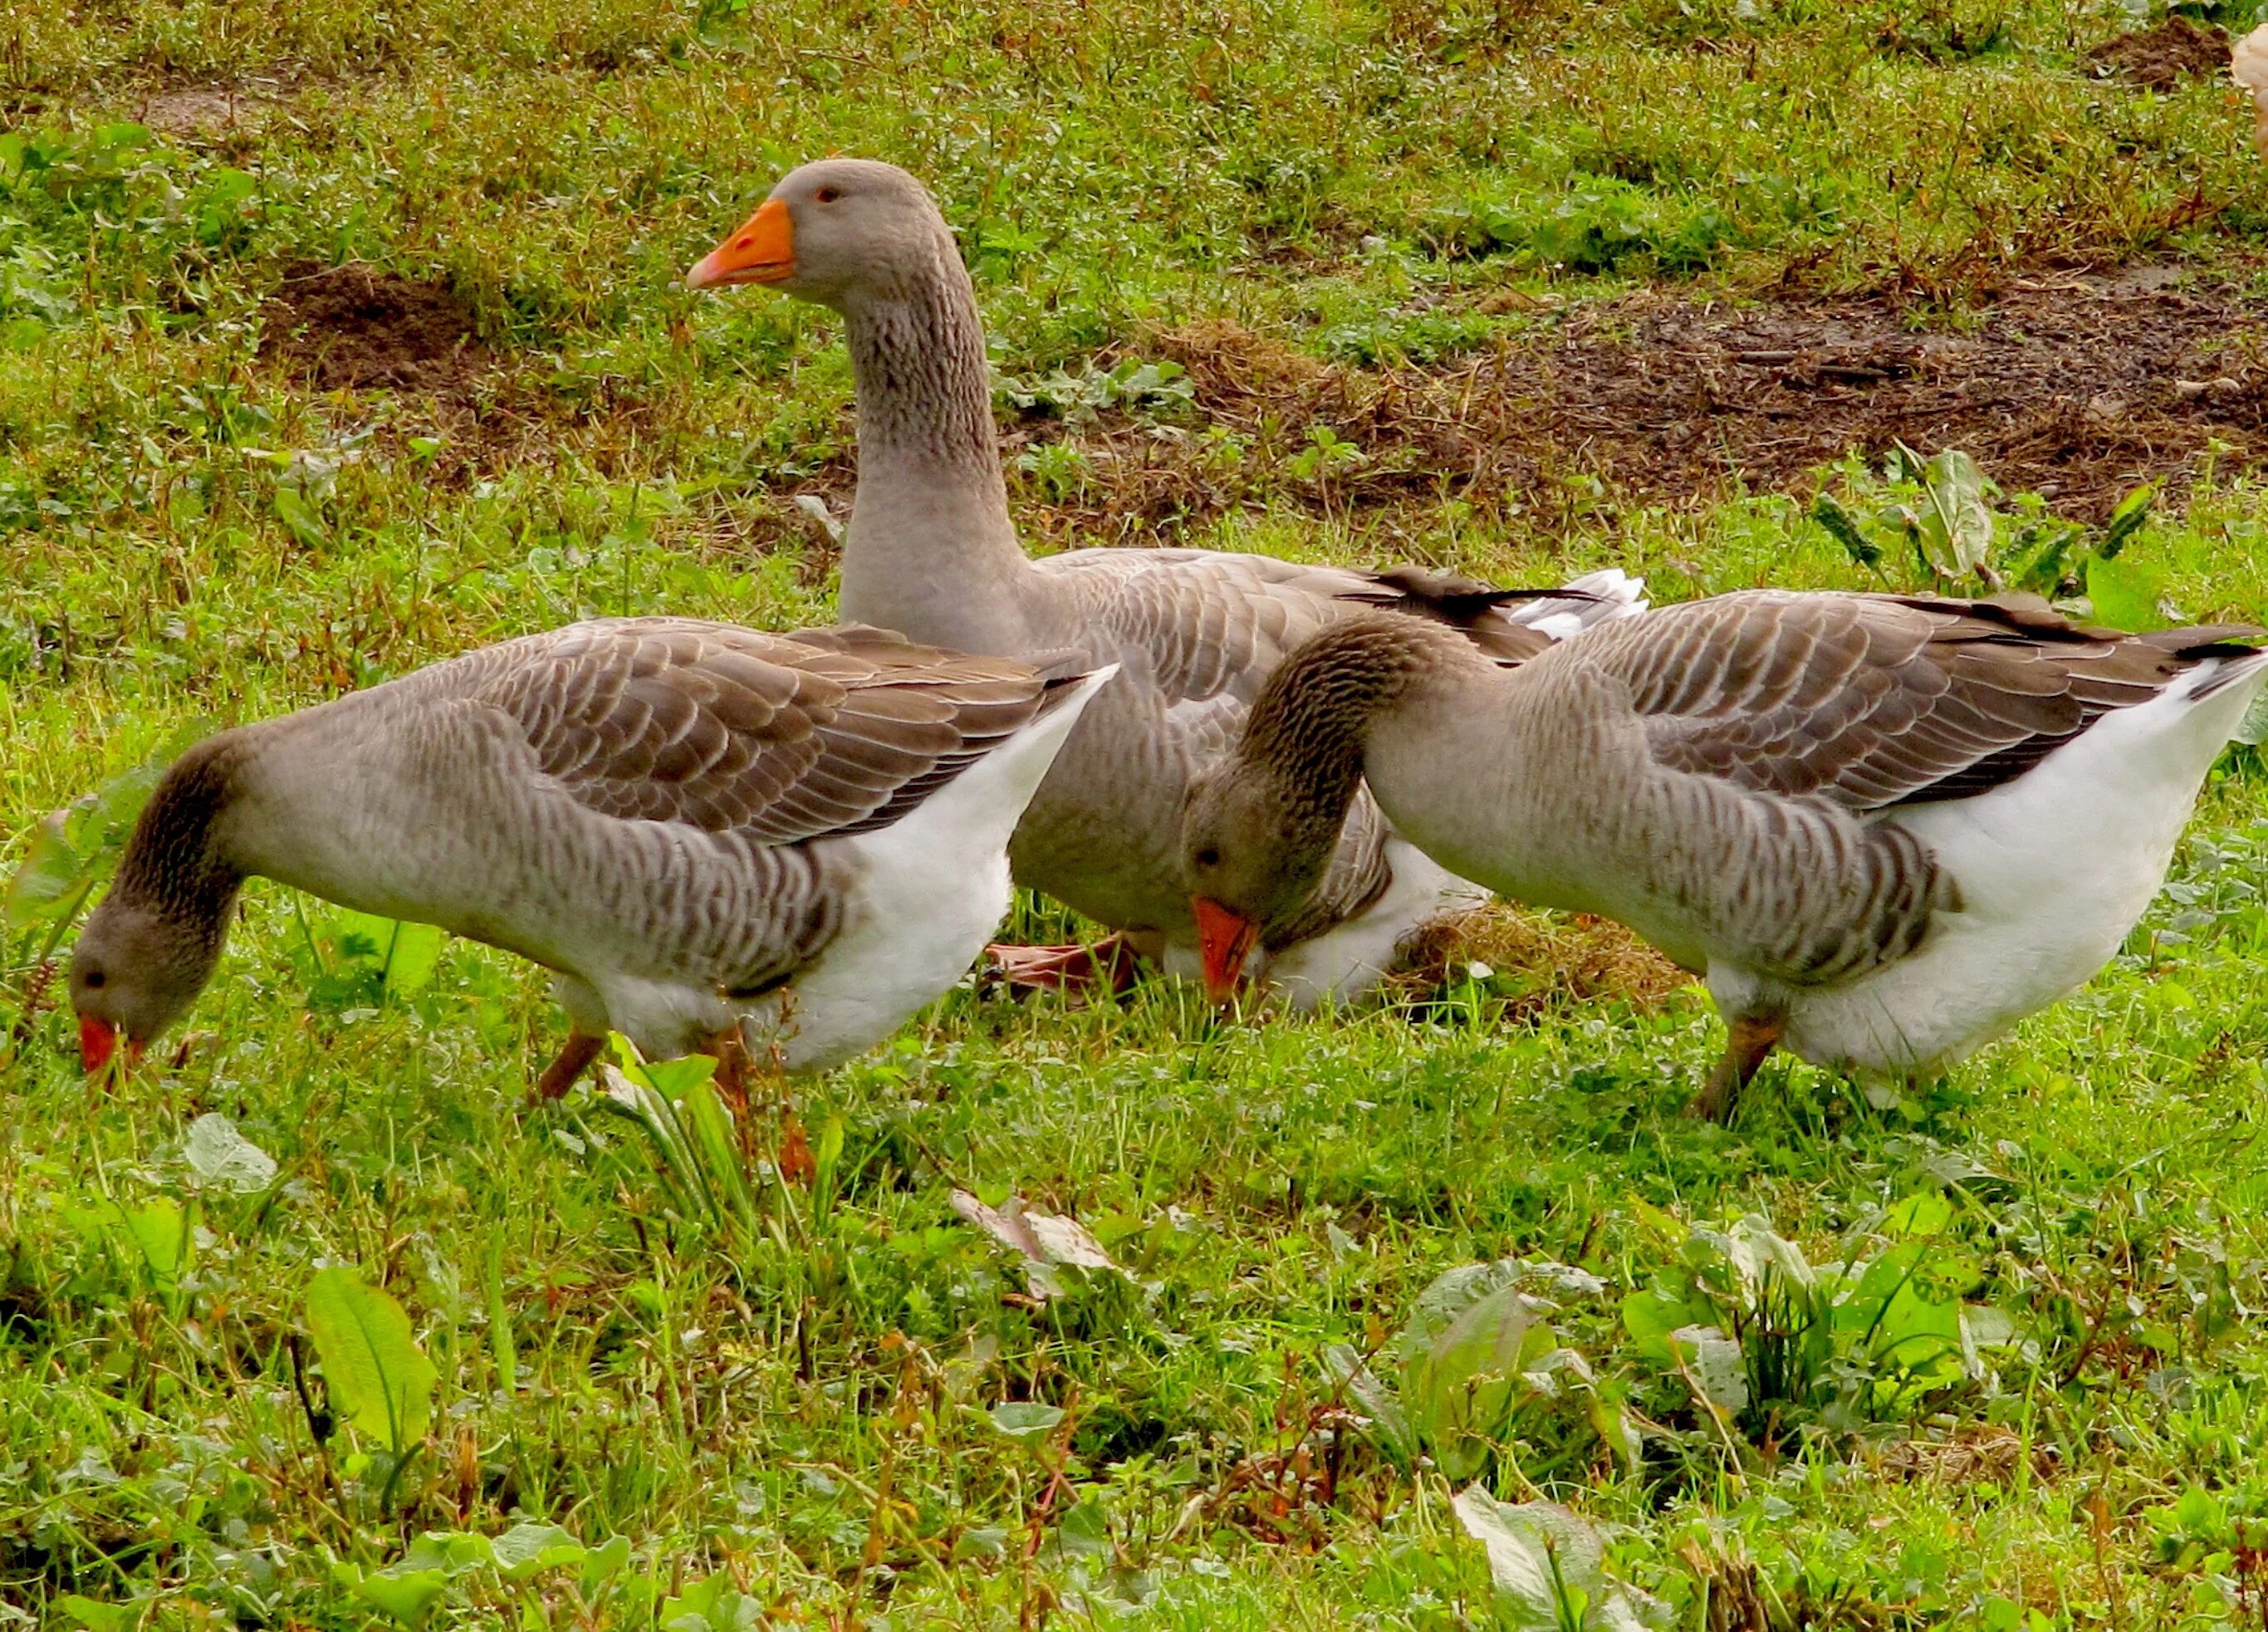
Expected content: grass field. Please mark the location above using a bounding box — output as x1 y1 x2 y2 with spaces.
13 0 2268 1625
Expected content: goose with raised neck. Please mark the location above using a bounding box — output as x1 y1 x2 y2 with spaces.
1182 591 2268 1118
70 618 1111 1098
688 158 1646 1004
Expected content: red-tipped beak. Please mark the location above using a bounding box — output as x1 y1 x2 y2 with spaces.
80 1014 118 1074
1193 897 1260 1007
686 197 795 290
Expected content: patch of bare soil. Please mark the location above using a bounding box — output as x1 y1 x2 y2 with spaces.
2085 17 2228 91
139 84 275 138
1119 267 2268 525
258 264 492 395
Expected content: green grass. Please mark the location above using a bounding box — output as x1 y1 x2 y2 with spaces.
12 0 2268 1625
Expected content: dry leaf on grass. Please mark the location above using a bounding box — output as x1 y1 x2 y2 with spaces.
950 1190 1123 1300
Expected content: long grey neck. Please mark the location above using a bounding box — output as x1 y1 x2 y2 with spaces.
115 732 249 939
833 248 1032 651
1242 614 1484 806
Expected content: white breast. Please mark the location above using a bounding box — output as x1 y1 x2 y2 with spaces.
746 666 1116 1070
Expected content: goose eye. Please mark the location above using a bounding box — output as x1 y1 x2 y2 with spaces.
82 970 105 988
815 186 842 203
1195 846 1221 869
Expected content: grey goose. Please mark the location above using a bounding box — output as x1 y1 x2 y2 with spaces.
1180 591 2268 1119
684 158 1645 1006
71 619 1111 1095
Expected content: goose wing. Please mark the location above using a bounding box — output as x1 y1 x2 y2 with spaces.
1042 550 1635 709
442 617 1059 843
1611 592 2261 812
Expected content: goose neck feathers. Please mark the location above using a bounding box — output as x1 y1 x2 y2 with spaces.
840 252 997 481
1183 614 1489 928
72 732 251 1046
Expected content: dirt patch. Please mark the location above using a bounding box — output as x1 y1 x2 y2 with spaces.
139 84 275 138
2084 17 2228 91
1101 267 2268 526
258 264 492 395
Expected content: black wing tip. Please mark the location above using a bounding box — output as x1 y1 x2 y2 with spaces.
1903 594 2268 661
1340 565 1599 625
1037 664 1115 705
2140 624 2268 662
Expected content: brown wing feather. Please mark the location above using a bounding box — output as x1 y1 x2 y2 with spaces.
440 618 1054 845
1614 593 2261 813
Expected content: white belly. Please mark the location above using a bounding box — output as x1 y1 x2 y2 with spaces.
1750 654 2268 1077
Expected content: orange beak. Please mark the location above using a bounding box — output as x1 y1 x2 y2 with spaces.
1193 897 1260 1007
77 1016 145 1075
79 1014 117 1073
685 197 795 290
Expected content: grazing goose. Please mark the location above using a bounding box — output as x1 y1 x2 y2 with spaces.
684 158 1645 1006
1180 591 2268 1118
69 619 1112 1097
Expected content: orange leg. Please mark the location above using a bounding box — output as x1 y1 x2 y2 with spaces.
705 1025 812 1184
1686 1012 1784 1122
532 1031 605 1103
984 933 1147 997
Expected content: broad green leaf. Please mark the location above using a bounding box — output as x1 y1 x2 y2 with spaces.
332 910 445 996
2098 482 2156 560
953 1527 1009 1561
987 1400 1065 1443
52 1595 133 1631
1961 1303 2021 1370
399 1532 494 1575
2085 552 2164 631
355 1571 449 1626
1809 492 1880 567
660 1571 763 1631
491 1522 585 1580
1673 1326 1750 1414
1452 1489 1670 1632
1320 1342 1412 1464
1052 1496 1106 1559
273 483 327 548
1872 1281 1963 1374
4 759 166 934
1713 1215 1815 1296
1883 1192 1951 1237
1404 1282 1552 1480
303 1267 436 1454
2236 686 2268 747
1619 1287 1706 1366
2 811 85 934
1909 447 1992 584
183 1113 277 1193
580 1534 633 1592
330 1560 448 1626
1056 1494 1111 1557
1394 1258 1524 1364
70 1198 192 1293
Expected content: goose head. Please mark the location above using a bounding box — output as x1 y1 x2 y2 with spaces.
70 895 228 1071
685 159 957 311
1182 612 1479 1002
1181 758 1344 1005
68 735 247 1072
